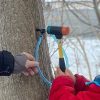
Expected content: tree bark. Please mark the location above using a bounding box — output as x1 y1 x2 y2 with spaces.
0 0 51 100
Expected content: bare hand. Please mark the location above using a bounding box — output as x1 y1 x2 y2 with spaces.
21 52 39 76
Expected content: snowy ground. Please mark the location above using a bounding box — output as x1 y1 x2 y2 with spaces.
47 37 100 80
44 3 100 80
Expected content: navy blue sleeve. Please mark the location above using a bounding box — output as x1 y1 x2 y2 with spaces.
0 50 14 76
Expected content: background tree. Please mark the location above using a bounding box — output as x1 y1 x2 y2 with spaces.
44 0 100 80
0 0 51 100
93 0 100 25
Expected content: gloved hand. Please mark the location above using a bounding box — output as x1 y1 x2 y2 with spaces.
14 52 39 76
54 67 76 84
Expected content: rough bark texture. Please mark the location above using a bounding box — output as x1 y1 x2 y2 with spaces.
0 0 51 100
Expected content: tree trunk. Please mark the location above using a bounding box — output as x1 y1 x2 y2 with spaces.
93 0 100 25
0 0 51 100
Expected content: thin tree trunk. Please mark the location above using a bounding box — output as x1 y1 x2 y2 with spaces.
0 0 51 100
77 38 92 80
93 0 100 25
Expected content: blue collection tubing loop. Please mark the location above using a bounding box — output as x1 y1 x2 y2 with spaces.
34 30 70 87
34 32 52 87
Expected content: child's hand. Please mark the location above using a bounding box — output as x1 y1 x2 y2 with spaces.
14 52 39 76
55 67 76 84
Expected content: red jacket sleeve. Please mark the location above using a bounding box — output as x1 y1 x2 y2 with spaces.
49 76 78 100
74 74 90 93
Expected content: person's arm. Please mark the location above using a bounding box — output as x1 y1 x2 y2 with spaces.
0 50 14 76
74 74 90 93
49 75 81 100
49 67 91 100
49 68 79 100
0 50 38 76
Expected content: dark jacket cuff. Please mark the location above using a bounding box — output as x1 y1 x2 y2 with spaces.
0 50 14 76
